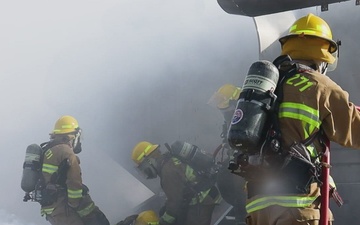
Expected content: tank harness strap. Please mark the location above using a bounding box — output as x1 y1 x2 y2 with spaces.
265 55 301 154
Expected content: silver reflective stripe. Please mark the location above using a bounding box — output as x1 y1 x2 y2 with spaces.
42 164 58 174
77 202 95 217
67 189 83 199
279 102 320 129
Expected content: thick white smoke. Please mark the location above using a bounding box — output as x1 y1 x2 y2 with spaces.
0 209 36 225
0 0 255 224
2 0 358 224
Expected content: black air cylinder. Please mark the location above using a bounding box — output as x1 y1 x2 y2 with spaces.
21 144 43 193
227 60 279 153
170 141 214 172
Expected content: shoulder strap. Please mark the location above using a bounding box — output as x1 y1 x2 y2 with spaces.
265 56 300 153
273 56 320 148
302 131 321 147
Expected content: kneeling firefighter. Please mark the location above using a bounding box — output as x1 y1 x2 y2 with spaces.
226 14 356 225
131 141 222 225
21 115 110 225
208 84 247 224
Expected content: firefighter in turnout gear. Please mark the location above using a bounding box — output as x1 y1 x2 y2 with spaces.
39 115 109 225
208 84 247 224
235 13 360 225
116 210 159 225
131 141 222 225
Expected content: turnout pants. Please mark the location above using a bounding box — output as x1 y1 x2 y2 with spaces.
245 205 333 225
45 197 110 225
183 204 215 225
46 205 83 225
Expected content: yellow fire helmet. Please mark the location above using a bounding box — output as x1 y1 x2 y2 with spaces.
208 84 241 109
131 141 159 165
279 13 338 64
135 210 159 225
52 115 79 134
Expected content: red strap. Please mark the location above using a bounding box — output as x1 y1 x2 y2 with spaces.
320 137 330 225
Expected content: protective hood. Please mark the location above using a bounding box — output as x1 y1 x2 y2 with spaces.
281 37 335 64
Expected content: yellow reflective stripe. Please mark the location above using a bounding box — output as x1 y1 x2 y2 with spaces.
306 145 317 158
61 124 78 129
174 158 219 205
161 212 176 224
279 102 320 128
232 87 241 99
172 157 182 165
189 188 211 205
185 165 196 182
303 123 318 158
42 164 58 174
289 25 331 37
44 149 53 159
41 207 55 215
77 202 95 217
293 29 317 35
67 189 83 199
246 195 317 213
136 145 153 161
53 124 79 132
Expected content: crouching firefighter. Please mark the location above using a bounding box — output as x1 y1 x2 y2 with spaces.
21 115 110 225
131 141 222 225
226 14 354 225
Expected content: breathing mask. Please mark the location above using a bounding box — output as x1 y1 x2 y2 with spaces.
327 40 341 72
137 157 158 179
72 128 82 154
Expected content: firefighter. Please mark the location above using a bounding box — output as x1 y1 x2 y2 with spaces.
40 115 110 225
116 210 159 225
208 84 241 126
131 141 222 225
208 84 247 224
241 13 360 225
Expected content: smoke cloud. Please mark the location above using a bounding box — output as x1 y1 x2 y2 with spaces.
1 0 358 224
0 0 255 224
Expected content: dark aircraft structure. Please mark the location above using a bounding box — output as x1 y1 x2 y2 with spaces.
217 0 358 17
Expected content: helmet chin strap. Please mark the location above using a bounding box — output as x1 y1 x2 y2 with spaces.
321 62 328 75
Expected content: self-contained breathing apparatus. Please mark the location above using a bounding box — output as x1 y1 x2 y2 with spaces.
164 141 220 202
21 142 70 206
165 141 219 179
226 56 330 195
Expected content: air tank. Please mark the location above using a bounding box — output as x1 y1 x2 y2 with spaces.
227 60 279 153
21 144 43 193
170 141 215 174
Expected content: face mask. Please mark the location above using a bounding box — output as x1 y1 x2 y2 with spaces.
327 50 338 72
137 158 158 179
220 101 237 123
72 128 82 154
